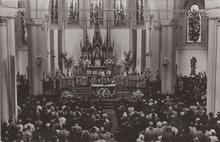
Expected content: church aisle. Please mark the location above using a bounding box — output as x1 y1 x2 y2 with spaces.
104 109 119 133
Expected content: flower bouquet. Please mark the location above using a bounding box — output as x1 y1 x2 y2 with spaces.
142 68 153 80
104 58 115 66
60 91 73 102
131 89 144 99
85 59 91 67
95 88 113 99
36 56 43 65
123 50 133 74
79 59 91 67
162 58 169 65
73 61 79 68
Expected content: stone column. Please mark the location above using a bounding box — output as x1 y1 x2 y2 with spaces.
28 20 48 95
160 21 175 94
206 16 220 114
150 22 161 78
0 19 10 123
0 6 20 141
6 18 17 121
145 22 151 69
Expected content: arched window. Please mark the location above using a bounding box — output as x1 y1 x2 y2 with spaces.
90 0 103 25
50 0 58 24
136 0 145 25
187 4 201 43
114 0 127 25
67 0 79 24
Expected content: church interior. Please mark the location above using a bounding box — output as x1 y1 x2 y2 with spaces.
1 0 220 141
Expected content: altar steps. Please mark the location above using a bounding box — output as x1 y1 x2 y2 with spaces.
46 86 133 102
46 87 90 98
70 87 90 97
117 86 132 99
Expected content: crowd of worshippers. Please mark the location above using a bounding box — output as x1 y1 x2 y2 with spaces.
1 72 212 142
114 92 220 142
1 96 115 142
176 72 207 98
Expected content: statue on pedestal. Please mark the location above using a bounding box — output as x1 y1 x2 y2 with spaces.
190 57 197 75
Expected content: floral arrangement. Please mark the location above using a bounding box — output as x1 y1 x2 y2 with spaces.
131 89 144 99
104 58 115 66
73 61 79 68
17 73 28 96
86 70 92 75
85 59 91 67
123 50 133 74
60 91 74 102
94 88 113 99
80 59 91 67
116 60 123 67
36 56 43 65
60 53 73 69
162 58 169 65
142 68 153 80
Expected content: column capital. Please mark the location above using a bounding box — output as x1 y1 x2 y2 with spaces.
27 18 48 26
206 8 220 20
26 18 49 31
160 19 177 27
208 17 220 22
153 22 162 31
0 5 23 17
147 21 161 31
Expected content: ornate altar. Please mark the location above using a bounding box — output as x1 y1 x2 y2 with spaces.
79 11 115 85
90 83 117 99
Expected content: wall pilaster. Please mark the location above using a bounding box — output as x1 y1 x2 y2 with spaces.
206 17 220 114
160 21 175 94
27 19 48 95
150 22 161 78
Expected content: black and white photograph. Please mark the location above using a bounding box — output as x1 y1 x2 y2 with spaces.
0 0 220 141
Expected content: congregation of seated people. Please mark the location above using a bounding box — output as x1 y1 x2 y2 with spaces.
2 72 219 142
1 96 115 142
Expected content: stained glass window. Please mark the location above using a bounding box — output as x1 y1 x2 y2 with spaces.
136 0 145 25
67 0 79 24
187 4 201 43
50 0 58 24
114 0 127 25
90 0 103 25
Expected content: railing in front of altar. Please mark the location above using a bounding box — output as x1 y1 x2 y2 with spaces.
42 75 159 93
